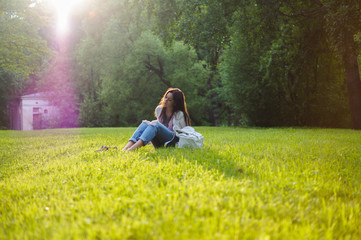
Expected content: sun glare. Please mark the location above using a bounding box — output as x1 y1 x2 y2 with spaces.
57 2 70 33
47 0 85 34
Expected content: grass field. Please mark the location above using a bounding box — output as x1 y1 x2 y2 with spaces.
1 127 360 239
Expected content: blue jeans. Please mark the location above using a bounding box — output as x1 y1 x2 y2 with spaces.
129 121 175 148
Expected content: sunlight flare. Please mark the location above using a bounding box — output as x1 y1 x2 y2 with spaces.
47 0 86 34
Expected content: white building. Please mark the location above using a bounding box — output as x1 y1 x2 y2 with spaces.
11 92 58 130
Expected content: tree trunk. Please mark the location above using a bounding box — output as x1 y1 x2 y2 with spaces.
343 50 361 129
207 71 217 126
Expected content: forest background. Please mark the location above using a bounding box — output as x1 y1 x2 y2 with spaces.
1 0 361 129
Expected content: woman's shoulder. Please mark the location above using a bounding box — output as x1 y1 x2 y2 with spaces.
174 110 185 119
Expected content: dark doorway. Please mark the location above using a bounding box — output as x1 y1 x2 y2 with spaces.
33 114 42 130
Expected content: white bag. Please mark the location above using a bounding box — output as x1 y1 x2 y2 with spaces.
175 126 204 149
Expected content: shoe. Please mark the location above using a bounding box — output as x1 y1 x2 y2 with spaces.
97 146 118 151
165 136 179 148
97 146 109 151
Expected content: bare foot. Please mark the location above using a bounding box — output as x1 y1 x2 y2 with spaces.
127 139 144 151
122 141 135 151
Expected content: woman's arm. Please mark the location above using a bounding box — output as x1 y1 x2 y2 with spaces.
172 111 187 131
155 105 162 121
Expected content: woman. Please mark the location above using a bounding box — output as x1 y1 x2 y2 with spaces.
122 88 191 151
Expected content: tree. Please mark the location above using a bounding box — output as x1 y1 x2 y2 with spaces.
277 0 361 129
99 31 209 126
221 0 288 126
0 0 50 127
322 1 361 129
73 0 146 127
221 0 355 128
73 0 209 127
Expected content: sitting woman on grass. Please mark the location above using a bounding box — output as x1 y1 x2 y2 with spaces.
122 88 191 151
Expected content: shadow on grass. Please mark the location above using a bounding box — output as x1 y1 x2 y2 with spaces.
138 146 246 179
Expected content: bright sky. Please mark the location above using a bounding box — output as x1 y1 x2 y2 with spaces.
45 0 86 34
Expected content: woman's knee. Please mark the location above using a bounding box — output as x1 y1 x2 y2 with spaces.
139 121 151 129
154 121 163 128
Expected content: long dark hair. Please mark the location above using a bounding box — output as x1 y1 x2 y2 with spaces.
155 88 191 126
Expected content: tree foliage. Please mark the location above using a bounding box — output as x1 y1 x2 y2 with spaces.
221 0 358 128
1 0 360 129
0 0 50 127
74 1 209 127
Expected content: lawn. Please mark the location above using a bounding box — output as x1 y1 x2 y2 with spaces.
0 127 360 239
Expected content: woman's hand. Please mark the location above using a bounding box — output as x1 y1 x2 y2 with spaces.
142 120 158 125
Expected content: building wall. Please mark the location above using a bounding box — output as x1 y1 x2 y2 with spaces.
21 98 54 131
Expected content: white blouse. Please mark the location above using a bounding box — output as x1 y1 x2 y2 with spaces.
155 105 187 132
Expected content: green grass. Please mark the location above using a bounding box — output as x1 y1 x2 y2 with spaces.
1 127 360 239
